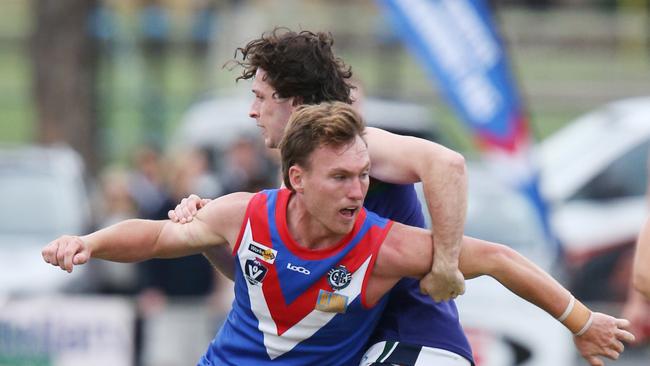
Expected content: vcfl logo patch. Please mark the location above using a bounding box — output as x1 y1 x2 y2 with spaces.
286 263 310 275
244 259 268 285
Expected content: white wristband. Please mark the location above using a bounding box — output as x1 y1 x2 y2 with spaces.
575 312 594 336
557 296 575 322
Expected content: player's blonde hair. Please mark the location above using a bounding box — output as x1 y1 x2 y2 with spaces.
279 102 366 191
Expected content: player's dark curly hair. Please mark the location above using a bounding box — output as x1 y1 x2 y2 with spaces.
231 27 354 104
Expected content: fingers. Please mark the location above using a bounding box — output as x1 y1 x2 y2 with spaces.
170 195 212 223
42 241 59 266
457 281 466 296
419 272 432 294
63 242 74 272
586 355 604 366
168 209 178 222
615 318 632 330
616 328 636 344
61 238 84 272
41 236 87 273
419 274 460 302
188 194 201 209
56 240 68 271
175 197 195 223
73 252 89 266
612 339 624 353
603 348 620 360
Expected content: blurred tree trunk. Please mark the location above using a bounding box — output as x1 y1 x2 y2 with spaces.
32 0 99 175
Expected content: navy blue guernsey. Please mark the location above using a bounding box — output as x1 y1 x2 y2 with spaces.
363 179 474 364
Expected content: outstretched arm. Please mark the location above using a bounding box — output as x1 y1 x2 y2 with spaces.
365 127 467 302
42 192 252 272
372 224 634 366
459 238 635 366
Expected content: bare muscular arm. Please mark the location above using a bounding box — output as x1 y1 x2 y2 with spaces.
368 223 634 366
365 127 467 301
42 192 252 272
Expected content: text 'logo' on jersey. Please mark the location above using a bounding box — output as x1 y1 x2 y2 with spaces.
244 259 268 286
327 265 352 290
248 242 277 264
286 263 310 275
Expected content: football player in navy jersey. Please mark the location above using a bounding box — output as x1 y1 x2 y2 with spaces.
45 102 633 365
168 28 637 366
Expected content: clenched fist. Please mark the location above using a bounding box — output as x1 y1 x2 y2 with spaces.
42 235 91 273
419 263 465 302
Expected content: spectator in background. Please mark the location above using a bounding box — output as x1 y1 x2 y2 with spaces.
125 144 221 366
128 144 174 220
85 165 139 295
97 165 137 226
79 145 226 365
220 135 278 194
169 147 221 199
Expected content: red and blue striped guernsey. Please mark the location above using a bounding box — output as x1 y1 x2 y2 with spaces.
198 188 393 366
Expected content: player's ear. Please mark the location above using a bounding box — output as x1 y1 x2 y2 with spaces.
289 165 305 193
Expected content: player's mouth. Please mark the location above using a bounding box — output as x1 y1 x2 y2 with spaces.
339 206 359 219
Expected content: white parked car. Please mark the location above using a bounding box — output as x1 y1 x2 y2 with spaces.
0 144 92 295
537 96 650 301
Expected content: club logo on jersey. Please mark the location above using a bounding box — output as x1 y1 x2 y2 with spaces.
248 241 277 264
286 262 310 275
327 265 352 290
315 289 348 313
244 258 268 285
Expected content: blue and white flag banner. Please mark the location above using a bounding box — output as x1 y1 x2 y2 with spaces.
378 0 556 250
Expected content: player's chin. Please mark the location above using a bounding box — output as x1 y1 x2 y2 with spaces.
333 217 356 234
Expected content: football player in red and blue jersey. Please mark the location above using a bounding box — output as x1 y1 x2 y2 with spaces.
45 102 633 366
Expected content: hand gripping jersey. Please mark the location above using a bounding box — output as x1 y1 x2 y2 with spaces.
198 189 393 366
364 180 474 364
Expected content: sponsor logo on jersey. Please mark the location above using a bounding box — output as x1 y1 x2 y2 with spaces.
244 258 268 285
327 265 352 290
286 262 310 275
248 241 277 264
315 289 348 313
